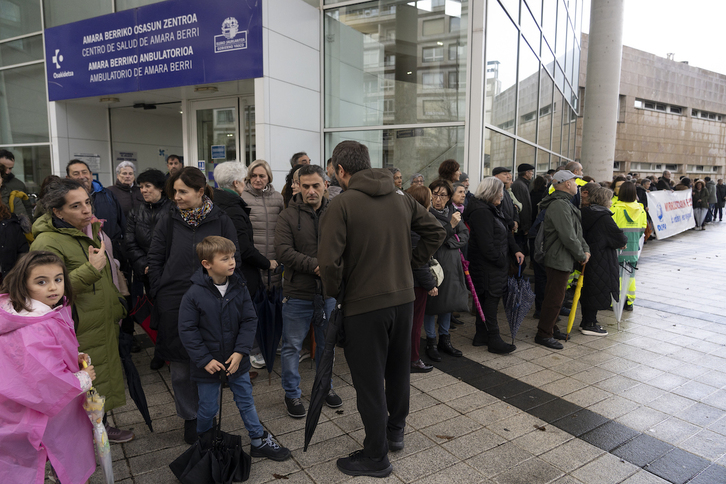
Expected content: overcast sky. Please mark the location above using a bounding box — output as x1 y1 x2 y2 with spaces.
581 0 726 76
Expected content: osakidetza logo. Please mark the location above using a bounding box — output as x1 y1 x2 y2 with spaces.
51 48 75 79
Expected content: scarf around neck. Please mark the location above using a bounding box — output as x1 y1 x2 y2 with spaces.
180 195 213 226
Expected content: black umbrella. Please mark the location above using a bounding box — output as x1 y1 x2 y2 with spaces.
503 264 536 344
169 373 251 484
252 270 283 383
118 331 153 431
304 284 345 451
311 279 327 328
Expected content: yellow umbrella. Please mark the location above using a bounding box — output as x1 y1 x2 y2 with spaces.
566 264 586 336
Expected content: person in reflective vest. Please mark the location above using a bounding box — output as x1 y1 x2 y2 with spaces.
610 182 647 309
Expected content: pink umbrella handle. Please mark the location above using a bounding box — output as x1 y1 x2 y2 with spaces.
459 250 486 325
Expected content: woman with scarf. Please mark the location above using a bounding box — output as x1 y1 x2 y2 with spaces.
147 167 240 444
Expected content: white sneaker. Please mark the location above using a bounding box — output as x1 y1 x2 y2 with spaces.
250 354 266 369
299 349 311 363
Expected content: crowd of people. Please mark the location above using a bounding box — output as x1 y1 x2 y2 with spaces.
0 143 715 481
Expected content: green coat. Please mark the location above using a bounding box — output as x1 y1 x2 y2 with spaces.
31 214 127 411
539 190 590 272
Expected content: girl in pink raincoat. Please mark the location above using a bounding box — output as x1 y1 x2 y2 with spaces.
0 251 96 484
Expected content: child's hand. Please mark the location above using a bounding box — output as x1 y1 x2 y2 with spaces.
225 353 244 375
83 365 96 381
204 359 226 374
78 353 90 367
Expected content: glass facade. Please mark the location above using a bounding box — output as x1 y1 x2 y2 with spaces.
324 0 468 186
484 0 580 176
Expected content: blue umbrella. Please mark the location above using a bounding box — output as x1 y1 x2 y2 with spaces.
504 264 536 344
252 270 283 383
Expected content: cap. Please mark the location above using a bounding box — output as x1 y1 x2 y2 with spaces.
492 166 512 176
552 170 582 184
459 172 469 182
517 163 535 173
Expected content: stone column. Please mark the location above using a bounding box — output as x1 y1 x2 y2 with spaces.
580 0 624 182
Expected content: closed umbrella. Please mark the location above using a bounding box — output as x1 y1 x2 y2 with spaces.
566 265 586 336
252 270 283 383
118 331 153 431
304 284 344 452
81 361 114 484
504 264 536 344
612 262 634 330
459 251 486 324
169 373 251 484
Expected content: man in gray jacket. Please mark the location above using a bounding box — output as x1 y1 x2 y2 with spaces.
275 164 341 419
536 170 590 349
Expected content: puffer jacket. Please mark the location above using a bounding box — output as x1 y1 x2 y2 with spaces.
706 180 718 204
275 193 328 300
124 197 172 279
539 190 590 272
425 205 469 315
580 206 627 310
213 188 270 296
30 214 127 411
464 198 520 298
147 204 240 361
106 181 144 218
241 182 284 287
178 269 256 383
0 214 29 278
692 187 710 209
612 199 647 266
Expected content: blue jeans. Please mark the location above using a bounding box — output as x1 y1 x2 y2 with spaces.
196 372 263 439
281 297 336 399
423 313 451 339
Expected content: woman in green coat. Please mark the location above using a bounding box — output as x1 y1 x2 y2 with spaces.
31 179 133 443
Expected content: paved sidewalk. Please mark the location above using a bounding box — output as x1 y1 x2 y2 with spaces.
83 223 726 483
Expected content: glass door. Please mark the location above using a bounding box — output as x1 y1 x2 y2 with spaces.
191 98 240 184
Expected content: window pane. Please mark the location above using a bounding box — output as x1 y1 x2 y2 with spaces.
570 107 577 158
325 126 465 186
555 0 567 56
499 0 519 21
538 67 553 149
43 0 112 28
0 0 42 41
0 145 51 194
551 91 563 156
0 63 49 144
520 4 541 54
0 34 43 67
516 140 536 174
517 41 539 145
525 0 542 25
485 1 518 134
537 149 550 173
542 0 556 49
485 128 514 175
325 0 468 128
115 0 165 11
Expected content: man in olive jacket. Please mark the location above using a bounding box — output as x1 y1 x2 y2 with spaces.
274 164 341 419
319 141 445 478
536 170 590 350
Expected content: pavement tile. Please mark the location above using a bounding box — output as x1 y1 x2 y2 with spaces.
428 381 479 402
618 470 671 483
539 377 588 397
447 391 500 413
570 453 639 484
539 438 604 473
486 412 548 439
387 430 437 462
563 386 613 408
492 456 563 484
615 406 669 432
646 392 697 414
411 462 491 484
511 424 571 456
678 429 726 461
291 434 360 469
672 381 719 401
570 367 617 384
441 427 506 460
465 441 535 478
390 445 458 482
647 448 711 484
580 421 639 452
407 403 461 429
611 433 674 467
619 384 667 405
687 464 726 484
647 417 702 444
676 402 723 427
468 400 522 425
701 389 726 410
551 410 610 437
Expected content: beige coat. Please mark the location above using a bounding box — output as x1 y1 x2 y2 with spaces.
241 183 284 287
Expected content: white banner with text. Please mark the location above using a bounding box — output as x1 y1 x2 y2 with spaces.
646 189 695 239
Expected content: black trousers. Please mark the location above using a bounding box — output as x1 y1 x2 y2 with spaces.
580 304 598 326
342 302 414 459
475 290 502 336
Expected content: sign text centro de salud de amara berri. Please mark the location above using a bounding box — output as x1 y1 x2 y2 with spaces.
44 0 263 101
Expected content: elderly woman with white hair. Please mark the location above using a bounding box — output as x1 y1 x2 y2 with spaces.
463 176 525 354
214 162 278 298
107 160 144 218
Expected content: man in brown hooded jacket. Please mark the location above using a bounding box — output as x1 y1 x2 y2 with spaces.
319 141 445 478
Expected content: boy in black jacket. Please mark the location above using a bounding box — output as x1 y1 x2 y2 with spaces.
178 236 290 461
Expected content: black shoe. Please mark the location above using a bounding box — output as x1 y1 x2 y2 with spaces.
472 333 488 347
337 450 392 478
149 355 165 371
426 337 441 362
535 335 564 349
184 419 197 444
624 303 633 312
388 438 404 452
325 389 343 408
451 316 465 325
437 334 462 357
285 396 306 418
580 324 608 336
487 333 516 354
552 329 568 341
560 306 571 316
411 359 434 373
250 432 291 461
131 337 142 353
533 310 541 319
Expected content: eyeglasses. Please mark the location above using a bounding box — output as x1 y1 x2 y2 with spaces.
432 193 450 199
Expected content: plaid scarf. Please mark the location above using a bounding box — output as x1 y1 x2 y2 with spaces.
179 195 213 227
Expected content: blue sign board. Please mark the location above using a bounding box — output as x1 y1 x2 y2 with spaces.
45 0 263 101
211 145 226 159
